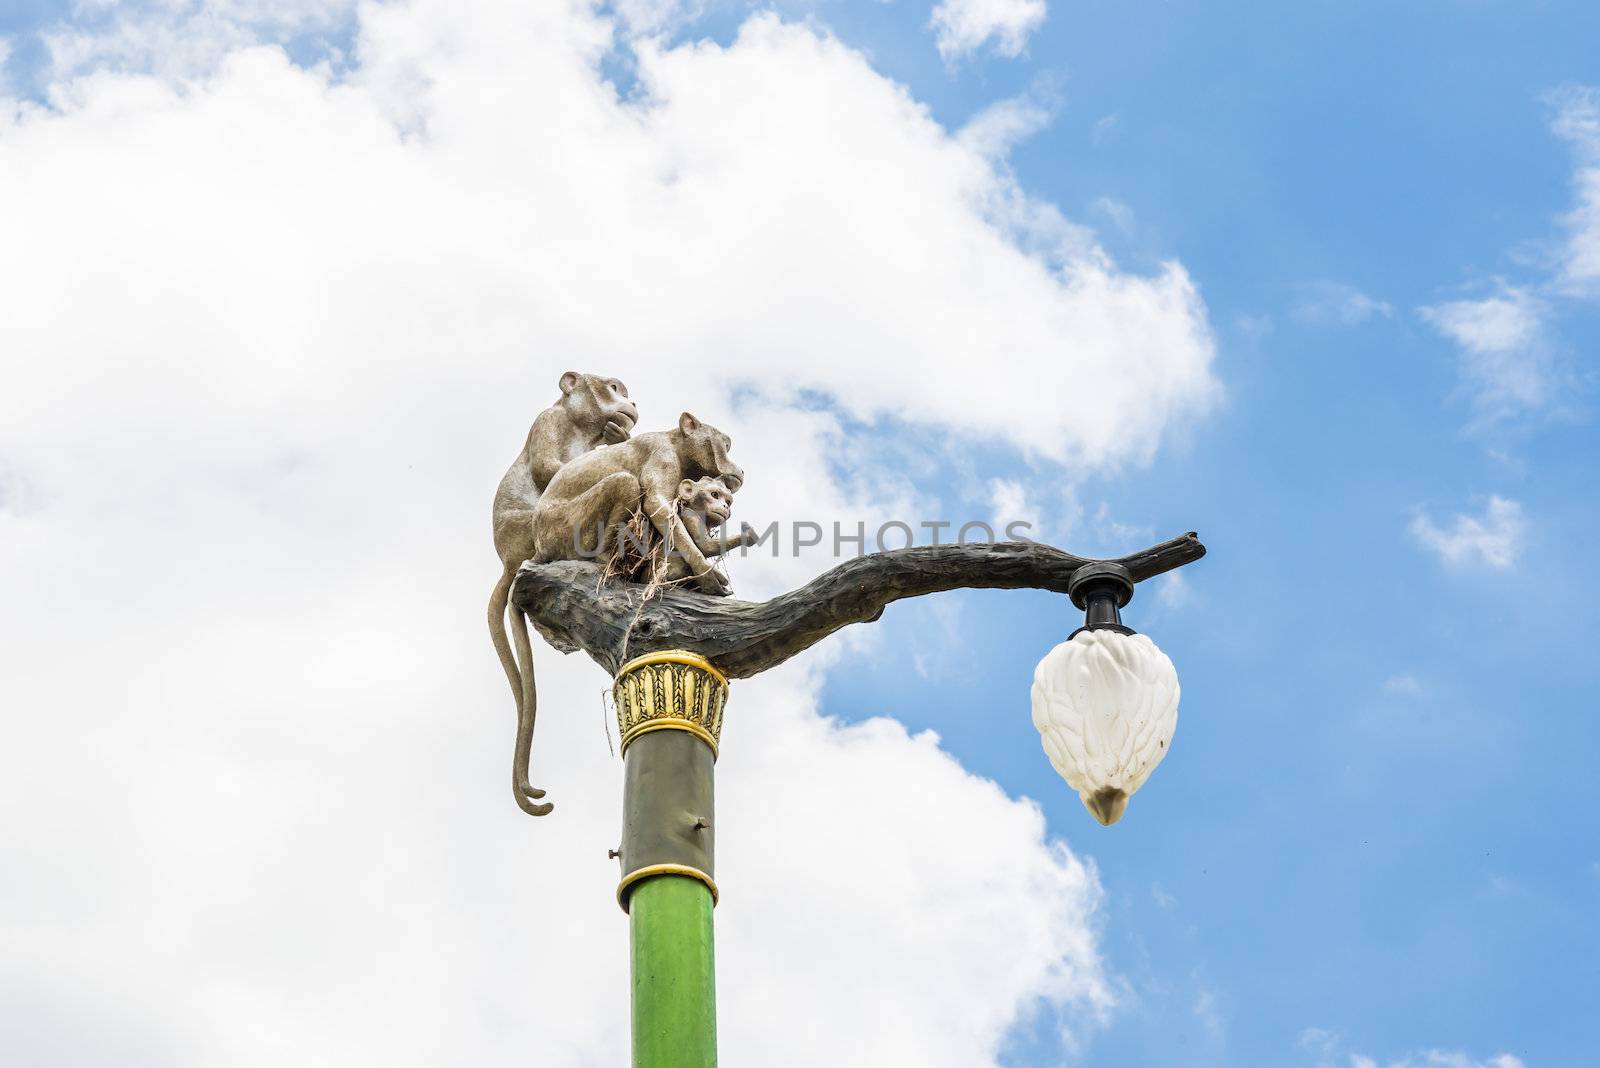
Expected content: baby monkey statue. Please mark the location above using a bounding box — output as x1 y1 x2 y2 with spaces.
661 475 761 581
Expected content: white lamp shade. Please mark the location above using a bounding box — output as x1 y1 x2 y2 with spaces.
1030 629 1180 826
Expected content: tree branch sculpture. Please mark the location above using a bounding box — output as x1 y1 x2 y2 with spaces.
512 532 1206 678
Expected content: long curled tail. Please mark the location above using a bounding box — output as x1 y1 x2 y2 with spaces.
488 568 521 702
489 567 554 817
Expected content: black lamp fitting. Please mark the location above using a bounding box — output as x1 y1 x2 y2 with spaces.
1067 561 1136 639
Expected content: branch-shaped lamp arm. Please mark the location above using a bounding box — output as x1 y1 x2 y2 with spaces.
512 533 1205 679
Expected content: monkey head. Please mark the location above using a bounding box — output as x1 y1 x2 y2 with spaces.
559 371 639 445
674 411 744 490
677 475 737 527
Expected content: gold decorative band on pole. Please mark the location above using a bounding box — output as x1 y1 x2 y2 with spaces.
616 862 720 909
613 650 729 758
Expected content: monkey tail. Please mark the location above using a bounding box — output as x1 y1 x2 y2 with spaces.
508 592 554 817
488 568 522 703
490 567 554 817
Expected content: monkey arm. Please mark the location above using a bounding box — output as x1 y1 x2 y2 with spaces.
681 516 722 558
513 532 1206 678
681 517 750 559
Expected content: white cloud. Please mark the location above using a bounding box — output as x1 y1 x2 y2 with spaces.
613 0 692 37
1414 86 1600 422
1420 289 1544 355
1155 570 1190 610
930 0 1048 61
1410 496 1527 570
1373 1053 1524 1068
1550 85 1600 296
1236 312 1274 341
1092 196 1135 233
722 688 1114 1061
1299 1026 1342 1058
1406 83 1600 438
0 1 1218 1063
958 89 1055 161
1417 287 1551 419
1382 674 1424 697
40 0 356 86
1086 501 1154 554
1295 281 1394 326
989 477 1041 539
1193 986 1225 1040
1300 1029 1524 1068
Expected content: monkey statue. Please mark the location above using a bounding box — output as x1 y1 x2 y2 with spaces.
506 412 744 815
489 371 638 817
532 412 746 603
608 474 759 584
657 476 760 583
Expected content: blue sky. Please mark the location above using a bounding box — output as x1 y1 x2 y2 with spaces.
691 1 1599 1062
2 2 1597 1066
797 2 1600 1064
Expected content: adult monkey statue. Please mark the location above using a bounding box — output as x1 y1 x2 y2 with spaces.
502 411 745 814
533 412 746 598
489 371 638 817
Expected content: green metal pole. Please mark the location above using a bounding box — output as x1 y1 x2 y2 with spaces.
629 874 717 1067
611 652 728 1068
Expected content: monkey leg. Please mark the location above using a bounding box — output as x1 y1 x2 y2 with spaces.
492 504 538 573
657 554 693 585
535 471 644 562
655 523 729 587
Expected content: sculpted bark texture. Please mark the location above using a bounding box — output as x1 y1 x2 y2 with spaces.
512 533 1206 678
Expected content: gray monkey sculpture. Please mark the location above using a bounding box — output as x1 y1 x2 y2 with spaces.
659 476 760 583
501 412 745 815
489 371 638 817
532 412 745 595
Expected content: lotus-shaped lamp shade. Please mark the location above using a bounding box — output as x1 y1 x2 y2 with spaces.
1031 629 1180 826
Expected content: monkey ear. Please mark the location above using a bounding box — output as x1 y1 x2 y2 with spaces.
679 411 700 433
559 371 580 394
678 479 695 500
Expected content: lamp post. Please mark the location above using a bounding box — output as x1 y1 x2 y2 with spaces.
512 534 1206 1067
611 652 725 1067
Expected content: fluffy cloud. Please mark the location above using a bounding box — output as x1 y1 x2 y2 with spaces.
958 89 1056 161
930 0 1048 61
1550 85 1600 296
1415 85 1600 424
1409 496 1527 569
37 0 357 86
0 1 1218 1063
989 477 1041 538
1417 288 1550 419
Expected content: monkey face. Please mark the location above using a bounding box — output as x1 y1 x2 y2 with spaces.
561 371 638 443
679 476 735 524
677 412 744 488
